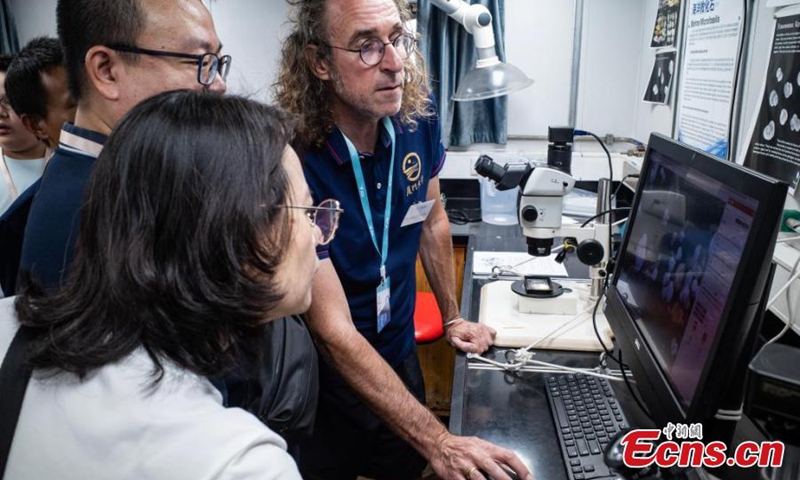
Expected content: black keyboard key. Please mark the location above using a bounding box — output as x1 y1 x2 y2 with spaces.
577 439 589 456
588 440 601 455
570 459 580 467
567 446 578 458
554 398 570 428
584 465 595 473
574 474 585 480
572 467 583 474
565 440 575 446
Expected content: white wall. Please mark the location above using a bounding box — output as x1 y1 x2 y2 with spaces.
504 0 575 136
203 0 289 102
577 0 645 138
6 0 778 167
9 0 57 44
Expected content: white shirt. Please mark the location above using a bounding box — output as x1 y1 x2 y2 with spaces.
0 297 301 480
0 154 46 215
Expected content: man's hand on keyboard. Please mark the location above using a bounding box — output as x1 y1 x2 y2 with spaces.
428 433 532 480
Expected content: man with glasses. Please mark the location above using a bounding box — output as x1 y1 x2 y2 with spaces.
19 0 228 290
275 1 530 479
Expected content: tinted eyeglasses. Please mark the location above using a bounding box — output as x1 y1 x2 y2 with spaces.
326 33 416 67
282 199 343 246
106 44 232 87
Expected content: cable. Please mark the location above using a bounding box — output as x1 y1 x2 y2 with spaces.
617 348 654 421
766 264 800 310
575 130 614 187
776 236 800 243
756 254 800 350
580 208 631 228
611 174 640 201
447 209 481 225
575 129 615 267
591 289 617 360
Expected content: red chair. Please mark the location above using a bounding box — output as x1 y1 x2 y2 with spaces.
414 291 445 344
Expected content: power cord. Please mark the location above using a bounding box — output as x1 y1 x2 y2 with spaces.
447 209 482 225
611 174 640 201
580 207 631 228
617 349 654 421
575 129 615 265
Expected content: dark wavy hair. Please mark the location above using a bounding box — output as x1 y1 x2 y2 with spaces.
6 37 65 120
16 90 295 382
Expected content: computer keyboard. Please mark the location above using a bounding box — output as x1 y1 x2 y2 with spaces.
545 374 629 480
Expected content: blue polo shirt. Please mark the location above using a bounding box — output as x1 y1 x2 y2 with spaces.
300 114 446 382
20 123 106 290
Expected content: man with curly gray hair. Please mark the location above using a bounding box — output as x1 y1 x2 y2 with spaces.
275 1 532 479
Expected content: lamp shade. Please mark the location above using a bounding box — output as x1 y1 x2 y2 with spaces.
453 61 534 102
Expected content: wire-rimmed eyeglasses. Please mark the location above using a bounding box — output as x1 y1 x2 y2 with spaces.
0 96 11 112
326 33 416 67
105 44 232 87
282 199 343 246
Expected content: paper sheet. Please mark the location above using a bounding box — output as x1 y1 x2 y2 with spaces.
472 251 568 277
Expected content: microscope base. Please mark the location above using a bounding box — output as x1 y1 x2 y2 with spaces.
479 280 614 351
516 285 580 315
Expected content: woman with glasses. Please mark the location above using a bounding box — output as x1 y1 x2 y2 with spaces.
0 90 340 479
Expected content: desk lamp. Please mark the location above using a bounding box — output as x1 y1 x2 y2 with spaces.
429 0 534 101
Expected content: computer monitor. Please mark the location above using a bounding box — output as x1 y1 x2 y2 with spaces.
605 133 788 433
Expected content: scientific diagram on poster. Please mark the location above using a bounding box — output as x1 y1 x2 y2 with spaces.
743 9 800 193
644 51 677 104
651 0 682 48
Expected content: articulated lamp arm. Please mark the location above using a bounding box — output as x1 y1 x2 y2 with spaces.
427 0 534 101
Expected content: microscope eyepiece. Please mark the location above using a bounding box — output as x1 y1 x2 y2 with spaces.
474 155 506 183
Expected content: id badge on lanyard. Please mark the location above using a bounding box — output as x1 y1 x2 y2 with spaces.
343 117 396 333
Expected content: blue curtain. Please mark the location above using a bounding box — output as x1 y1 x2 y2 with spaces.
418 0 507 147
0 0 19 55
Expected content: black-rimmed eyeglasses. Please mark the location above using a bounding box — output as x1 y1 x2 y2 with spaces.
282 199 343 246
106 44 232 87
326 33 416 67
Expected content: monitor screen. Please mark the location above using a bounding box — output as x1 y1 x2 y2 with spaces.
614 149 759 410
605 133 787 426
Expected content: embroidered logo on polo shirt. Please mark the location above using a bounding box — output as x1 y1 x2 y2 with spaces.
402 152 424 196
402 153 421 182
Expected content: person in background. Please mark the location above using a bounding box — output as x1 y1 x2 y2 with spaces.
0 37 76 297
18 0 228 290
1 90 318 479
6 36 76 151
275 1 530 479
0 55 48 215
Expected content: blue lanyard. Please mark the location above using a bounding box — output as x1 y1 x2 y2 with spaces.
342 117 396 279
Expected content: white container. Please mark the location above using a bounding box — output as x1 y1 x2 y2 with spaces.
480 176 518 225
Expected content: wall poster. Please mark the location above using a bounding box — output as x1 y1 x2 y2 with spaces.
743 7 800 193
644 51 678 105
675 0 745 159
651 0 683 48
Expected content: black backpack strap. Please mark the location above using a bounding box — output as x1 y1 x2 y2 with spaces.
0 327 34 479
